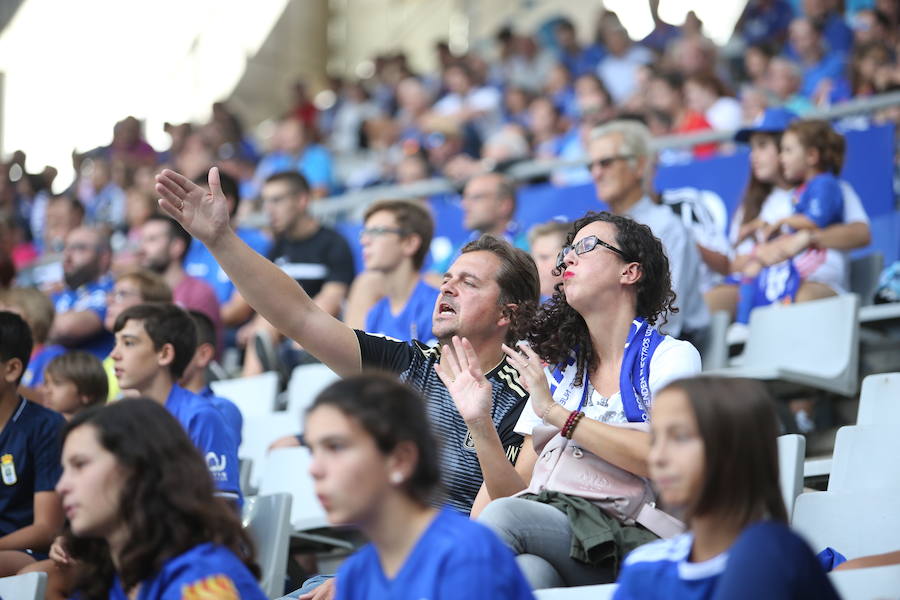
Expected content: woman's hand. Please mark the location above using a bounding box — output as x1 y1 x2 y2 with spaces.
501 342 554 420
49 536 71 565
156 167 233 248
736 218 763 245
434 337 493 426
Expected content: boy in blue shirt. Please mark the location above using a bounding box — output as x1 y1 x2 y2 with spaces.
0 311 65 575
181 310 243 446
110 303 242 507
360 199 439 344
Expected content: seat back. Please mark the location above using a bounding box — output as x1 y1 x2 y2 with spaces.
535 583 618 599
701 309 731 371
243 493 293 599
258 447 329 531
829 563 900 600
792 490 900 559
849 252 884 307
742 294 860 395
0 572 47 600
828 425 900 492
857 372 900 425
286 364 340 417
211 371 279 418
239 412 302 489
778 434 805 517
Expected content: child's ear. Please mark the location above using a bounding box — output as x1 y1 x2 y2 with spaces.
79 394 91 406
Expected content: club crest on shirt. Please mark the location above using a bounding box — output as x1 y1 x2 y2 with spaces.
463 429 476 452
1 454 17 486
180 574 238 600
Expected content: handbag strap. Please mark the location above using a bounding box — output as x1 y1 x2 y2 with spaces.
635 503 685 539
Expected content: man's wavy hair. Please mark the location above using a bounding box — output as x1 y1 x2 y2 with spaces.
64 399 258 600
528 212 677 384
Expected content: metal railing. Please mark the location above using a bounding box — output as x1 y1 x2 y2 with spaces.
307 90 900 224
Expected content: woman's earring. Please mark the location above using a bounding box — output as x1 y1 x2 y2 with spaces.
390 472 404 485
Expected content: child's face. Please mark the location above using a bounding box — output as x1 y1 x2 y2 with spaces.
110 319 168 393
749 133 782 184
779 131 810 184
43 373 84 417
648 388 705 512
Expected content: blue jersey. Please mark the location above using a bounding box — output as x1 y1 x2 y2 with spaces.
51 274 115 358
794 173 844 229
108 542 267 600
0 398 65 537
365 279 439 344
615 522 838 600
335 507 535 600
165 385 242 507
185 227 272 304
199 386 243 447
22 344 67 388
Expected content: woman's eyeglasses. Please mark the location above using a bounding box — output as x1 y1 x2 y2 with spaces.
556 235 630 270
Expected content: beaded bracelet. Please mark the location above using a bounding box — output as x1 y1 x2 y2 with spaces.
562 410 584 439
566 411 585 439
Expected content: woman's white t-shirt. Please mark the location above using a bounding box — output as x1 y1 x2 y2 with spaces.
514 336 702 436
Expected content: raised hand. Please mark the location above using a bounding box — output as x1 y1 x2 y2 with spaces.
49 535 71 565
502 341 554 420
156 167 232 247
434 336 493 426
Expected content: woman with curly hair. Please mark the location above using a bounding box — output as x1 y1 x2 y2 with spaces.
437 211 701 590
53 398 265 600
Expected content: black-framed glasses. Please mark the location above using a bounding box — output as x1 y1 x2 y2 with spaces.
587 154 633 171
556 235 629 270
359 226 406 239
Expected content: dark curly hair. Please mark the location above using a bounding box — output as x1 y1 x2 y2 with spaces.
528 212 677 384
63 399 258 600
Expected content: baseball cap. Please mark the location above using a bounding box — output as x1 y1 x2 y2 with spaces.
734 108 799 143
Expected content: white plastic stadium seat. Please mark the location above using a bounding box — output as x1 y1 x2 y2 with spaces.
211 371 280 419
535 583 618 599
777 434 805 517
829 563 900 600
705 294 860 396
286 363 340 416
239 412 303 490
243 493 292 599
828 425 900 492
792 491 900 560
0 572 47 600
856 372 900 425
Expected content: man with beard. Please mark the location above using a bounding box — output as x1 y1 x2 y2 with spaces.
138 214 221 354
48 226 115 358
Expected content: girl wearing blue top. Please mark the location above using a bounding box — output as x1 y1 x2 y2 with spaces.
303 373 535 600
614 377 839 600
437 212 701 589
55 398 266 600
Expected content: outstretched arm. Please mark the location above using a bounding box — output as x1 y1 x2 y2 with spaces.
156 167 362 376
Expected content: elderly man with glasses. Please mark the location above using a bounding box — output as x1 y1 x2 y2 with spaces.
588 120 709 341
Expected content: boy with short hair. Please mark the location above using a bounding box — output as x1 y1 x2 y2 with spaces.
181 310 243 446
43 351 108 420
0 311 65 575
111 303 241 506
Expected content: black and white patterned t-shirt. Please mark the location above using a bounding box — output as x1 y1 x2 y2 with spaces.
355 331 528 514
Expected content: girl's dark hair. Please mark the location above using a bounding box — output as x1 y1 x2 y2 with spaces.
307 373 441 505
740 132 781 226
529 212 677 383
785 119 845 175
64 399 258 600
664 377 788 526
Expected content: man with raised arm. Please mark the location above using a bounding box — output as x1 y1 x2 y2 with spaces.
155 167 540 515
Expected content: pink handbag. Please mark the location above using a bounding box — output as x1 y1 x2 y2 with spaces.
519 424 685 539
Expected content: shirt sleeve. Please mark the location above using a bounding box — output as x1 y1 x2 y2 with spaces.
648 338 703 397
33 413 64 492
839 181 869 225
187 407 242 503
354 330 418 374
796 176 844 229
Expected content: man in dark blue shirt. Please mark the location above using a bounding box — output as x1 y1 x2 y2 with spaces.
0 311 65 575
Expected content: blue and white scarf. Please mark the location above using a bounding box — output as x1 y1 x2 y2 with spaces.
548 317 665 423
